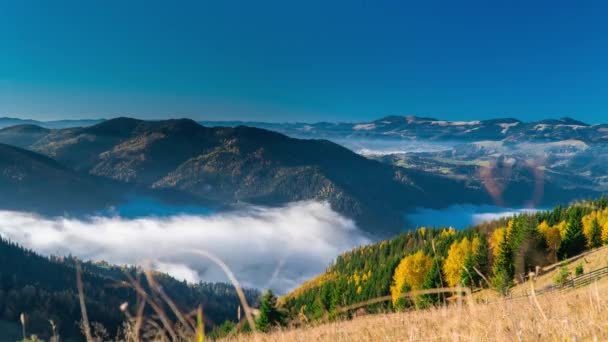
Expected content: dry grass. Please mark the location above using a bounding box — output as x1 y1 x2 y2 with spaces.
521 245 608 291
222 277 608 342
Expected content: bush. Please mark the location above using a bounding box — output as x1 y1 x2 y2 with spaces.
575 264 584 276
554 266 571 286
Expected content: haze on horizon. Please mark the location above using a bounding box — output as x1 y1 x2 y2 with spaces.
1 0 608 123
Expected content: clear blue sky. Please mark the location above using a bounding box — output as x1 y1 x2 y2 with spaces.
1 0 607 123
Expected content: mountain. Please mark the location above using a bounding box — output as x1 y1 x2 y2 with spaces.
0 118 493 234
0 125 51 148
0 117 104 129
0 236 259 339
203 116 608 203
0 143 129 213
2 115 603 142
201 116 608 143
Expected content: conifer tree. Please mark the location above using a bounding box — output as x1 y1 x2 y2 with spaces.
256 290 285 332
418 257 444 307
492 234 514 295
559 209 586 259
589 219 603 249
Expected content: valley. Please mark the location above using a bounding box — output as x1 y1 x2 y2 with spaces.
0 116 606 340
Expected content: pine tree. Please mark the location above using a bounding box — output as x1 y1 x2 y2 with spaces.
418 258 444 308
492 234 514 295
559 209 586 259
589 219 603 249
255 290 285 332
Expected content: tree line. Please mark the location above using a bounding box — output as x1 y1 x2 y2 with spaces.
280 196 608 323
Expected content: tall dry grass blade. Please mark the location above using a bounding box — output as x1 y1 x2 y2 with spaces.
529 280 547 321
124 271 178 341
185 249 257 333
76 263 94 342
20 313 26 341
196 305 205 342
144 269 196 333
133 291 147 341
472 266 492 289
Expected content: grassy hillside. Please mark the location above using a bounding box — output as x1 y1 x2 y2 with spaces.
279 197 608 324
221 271 608 341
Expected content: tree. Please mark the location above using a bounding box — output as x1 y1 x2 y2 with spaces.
538 220 563 263
559 209 586 259
443 237 482 288
390 250 432 307
255 290 285 332
589 219 603 249
492 231 514 295
583 211 605 248
418 257 444 308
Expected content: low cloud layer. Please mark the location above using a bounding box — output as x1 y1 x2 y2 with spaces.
330 138 454 156
0 201 369 294
407 204 543 230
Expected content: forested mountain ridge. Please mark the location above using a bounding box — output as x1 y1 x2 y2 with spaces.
0 236 259 340
0 118 493 233
201 116 608 143
0 142 128 213
280 197 608 323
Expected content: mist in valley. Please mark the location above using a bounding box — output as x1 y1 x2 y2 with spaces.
0 200 369 294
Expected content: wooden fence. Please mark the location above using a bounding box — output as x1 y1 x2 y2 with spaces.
562 266 608 289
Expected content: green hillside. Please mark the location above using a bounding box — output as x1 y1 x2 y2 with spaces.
280 197 608 322
0 237 259 340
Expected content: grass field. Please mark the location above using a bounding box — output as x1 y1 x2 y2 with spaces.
221 278 608 341
220 247 608 342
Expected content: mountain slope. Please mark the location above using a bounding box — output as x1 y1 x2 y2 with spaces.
0 118 491 233
0 236 259 339
0 143 126 213
0 125 51 148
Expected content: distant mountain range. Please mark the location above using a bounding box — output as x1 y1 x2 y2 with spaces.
0 115 601 233
0 118 499 234
201 116 608 143
0 117 104 129
5 115 605 143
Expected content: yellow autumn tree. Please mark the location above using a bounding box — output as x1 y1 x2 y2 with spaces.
443 236 481 287
390 250 432 306
603 222 608 244
440 227 456 238
491 226 508 257
538 220 563 263
583 208 608 247
556 221 568 239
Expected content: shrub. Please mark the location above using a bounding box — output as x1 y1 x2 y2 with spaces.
554 266 571 287
575 264 584 276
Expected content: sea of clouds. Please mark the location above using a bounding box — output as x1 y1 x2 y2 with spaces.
330 138 454 156
406 204 543 230
0 201 369 294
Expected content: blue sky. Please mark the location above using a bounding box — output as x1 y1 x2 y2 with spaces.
1 0 607 123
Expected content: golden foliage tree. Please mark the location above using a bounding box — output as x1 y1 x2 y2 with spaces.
582 209 608 247
490 226 508 257
390 250 432 306
538 220 564 263
443 237 481 287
